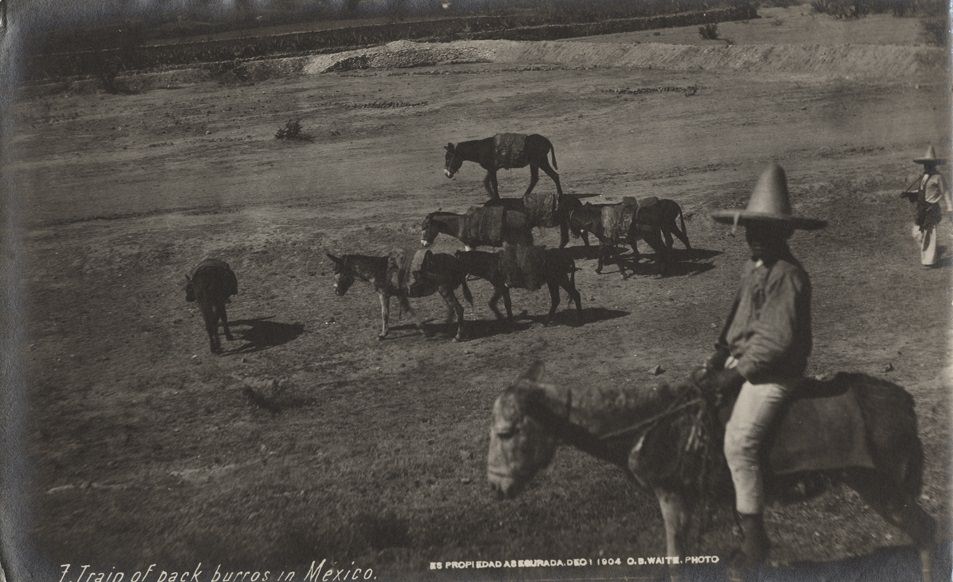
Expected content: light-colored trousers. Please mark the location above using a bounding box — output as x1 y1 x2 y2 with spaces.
723 357 796 514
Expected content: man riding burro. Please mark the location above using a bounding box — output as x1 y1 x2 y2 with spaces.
900 145 953 267
699 163 826 577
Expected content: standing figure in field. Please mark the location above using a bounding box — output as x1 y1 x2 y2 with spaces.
900 145 953 267
185 258 239 353
444 133 562 200
704 163 827 577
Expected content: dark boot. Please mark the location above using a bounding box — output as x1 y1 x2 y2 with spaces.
728 513 770 582
740 513 769 564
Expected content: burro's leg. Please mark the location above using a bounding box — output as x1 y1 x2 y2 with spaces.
544 279 561 324
399 295 429 337
200 301 221 353
484 171 497 200
539 155 562 196
438 286 465 341
378 292 390 339
525 163 540 197
220 300 234 341
656 488 691 582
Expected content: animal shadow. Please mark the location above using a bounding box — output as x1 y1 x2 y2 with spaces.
530 307 629 327
561 244 604 261
463 317 534 340
226 317 305 353
626 247 721 278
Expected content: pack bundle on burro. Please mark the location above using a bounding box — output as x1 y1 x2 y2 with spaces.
455 244 582 326
327 248 473 341
421 205 533 250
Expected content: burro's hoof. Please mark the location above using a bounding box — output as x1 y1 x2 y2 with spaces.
377 333 387 341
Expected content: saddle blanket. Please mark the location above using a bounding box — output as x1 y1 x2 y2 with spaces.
523 191 559 227
500 244 547 291
601 203 635 242
494 133 529 169
387 248 432 294
463 206 505 246
765 384 875 475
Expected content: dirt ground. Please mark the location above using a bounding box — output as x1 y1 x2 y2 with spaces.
7 6 953 581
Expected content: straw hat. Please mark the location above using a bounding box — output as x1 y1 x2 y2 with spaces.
913 145 945 165
711 163 826 231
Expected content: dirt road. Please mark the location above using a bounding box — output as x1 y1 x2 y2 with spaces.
9 11 952 581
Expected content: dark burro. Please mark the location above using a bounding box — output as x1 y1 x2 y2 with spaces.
184 258 239 353
444 133 563 200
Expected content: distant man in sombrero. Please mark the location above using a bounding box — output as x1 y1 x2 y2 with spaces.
901 145 952 267
702 163 826 575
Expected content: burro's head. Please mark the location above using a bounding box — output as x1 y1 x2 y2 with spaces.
326 253 354 296
487 362 559 499
444 143 462 178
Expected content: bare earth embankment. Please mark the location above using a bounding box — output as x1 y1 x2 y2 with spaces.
8 6 952 581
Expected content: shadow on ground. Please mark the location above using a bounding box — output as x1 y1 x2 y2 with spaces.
226 317 305 353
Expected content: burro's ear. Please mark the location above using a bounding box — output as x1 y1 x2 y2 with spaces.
519 361 545 383
326 253 343 265
445 143 454 152
184 274 191 283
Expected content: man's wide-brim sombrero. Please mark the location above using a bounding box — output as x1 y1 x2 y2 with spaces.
711 163 827 231
914 145 945 165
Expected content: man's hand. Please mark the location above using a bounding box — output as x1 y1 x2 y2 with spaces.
710 367 745 394
704 347 730 372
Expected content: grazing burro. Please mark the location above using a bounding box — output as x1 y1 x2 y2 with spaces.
327 250 473 341
444 133 563 200
455 246 582 325
184 258 238 353
487 362 938 582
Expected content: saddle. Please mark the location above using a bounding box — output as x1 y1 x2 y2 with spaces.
719 376 875 475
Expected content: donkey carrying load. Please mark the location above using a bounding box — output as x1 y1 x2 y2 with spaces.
455 246 582 325
421 206 533 250
184 258 239 353
569 197 689 277
485 192 582 248
487 362 938 582
327 249 473 341
444 133 562 200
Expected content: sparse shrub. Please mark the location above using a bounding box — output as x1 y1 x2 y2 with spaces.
922 16 948 46
275 119 312 141
810 0 858 18
698 22 720 40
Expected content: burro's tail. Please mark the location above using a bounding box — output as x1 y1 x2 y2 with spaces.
550 142 558 172
678 204 689 247
461 278 474 306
